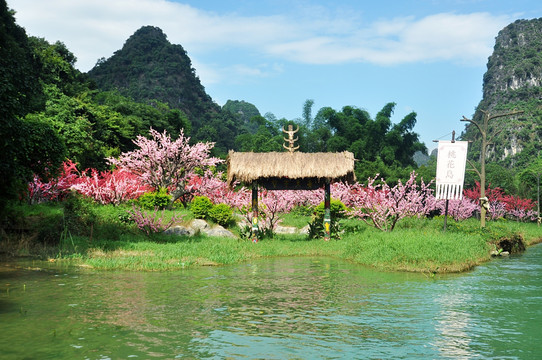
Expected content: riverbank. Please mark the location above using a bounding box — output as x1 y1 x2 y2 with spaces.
74 225 542 273
2 202 541 273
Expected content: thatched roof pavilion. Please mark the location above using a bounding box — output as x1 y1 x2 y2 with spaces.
227 150 356 189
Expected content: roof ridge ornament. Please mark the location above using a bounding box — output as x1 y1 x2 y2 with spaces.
282 124 299 153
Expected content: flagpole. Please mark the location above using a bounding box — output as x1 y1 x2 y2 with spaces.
441 131 455 231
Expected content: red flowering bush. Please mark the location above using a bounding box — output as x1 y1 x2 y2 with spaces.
28 160 150 205
71 167 150 205
464 182 536 221
27 160 79 203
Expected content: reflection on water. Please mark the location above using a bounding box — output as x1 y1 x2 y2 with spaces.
1 244 541 359
434 290 473 358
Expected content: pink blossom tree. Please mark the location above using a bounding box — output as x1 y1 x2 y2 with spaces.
260 190 299 230
108 128 222 204
346 171 434 231
488 201 506 220
186 171 235 206
435 197 478 221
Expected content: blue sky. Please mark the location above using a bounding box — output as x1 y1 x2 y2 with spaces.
8 0 542 151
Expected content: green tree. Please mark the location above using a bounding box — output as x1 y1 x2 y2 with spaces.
222 100 261 124
302 99 314 128
17 117 66 180
0 2 65 212
517 157 542 202
315 102 426 180
234 123 282 152
26 86 108 169
29 37 90 96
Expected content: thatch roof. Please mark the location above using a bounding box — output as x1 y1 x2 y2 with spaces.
227 151 356 188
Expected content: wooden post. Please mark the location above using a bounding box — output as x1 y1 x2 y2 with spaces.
443 131 455 232
324 181 331 241
443 199 449 231
461 109 523 228
537 171 541 227
251 183 259 243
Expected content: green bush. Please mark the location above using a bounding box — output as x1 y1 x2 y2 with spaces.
208 203 234 227
314 199 347 219
138 188 171 210
308 199 347 240
290 204 314 217
190 196 213 219
63 193 97 236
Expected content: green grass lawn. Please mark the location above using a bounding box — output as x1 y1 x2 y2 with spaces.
3 201 542 273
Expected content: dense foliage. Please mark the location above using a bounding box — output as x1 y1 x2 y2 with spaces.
0 1 65 214
3 4 540 234
86 25 428 173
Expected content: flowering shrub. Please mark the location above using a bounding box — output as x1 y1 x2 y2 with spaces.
128 205 181 235
71 167 149 205
464 182 505 203
28 157 539 233
488 201 506 220
463 181 537 222
346 171 434 231
500 194 537 221
435 197 478 221
186 171 237 206
28 160 149 205
27 160 79 203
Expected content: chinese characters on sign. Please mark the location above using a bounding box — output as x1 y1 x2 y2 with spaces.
436 141 469 200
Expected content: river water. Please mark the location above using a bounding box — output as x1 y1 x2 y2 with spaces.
1 244 541 359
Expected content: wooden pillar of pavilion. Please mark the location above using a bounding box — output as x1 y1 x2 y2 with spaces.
324 181 331 241
251 183 259 243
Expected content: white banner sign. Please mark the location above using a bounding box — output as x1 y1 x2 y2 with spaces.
435 141 469 200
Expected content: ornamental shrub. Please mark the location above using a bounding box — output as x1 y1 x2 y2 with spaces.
128 205 180 236
308 199 347 240
62 192 97 237
208 203 234 226
314 199 347 219
190 195 213 219
138 188 171 210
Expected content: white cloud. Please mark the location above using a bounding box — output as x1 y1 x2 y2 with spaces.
267 12 512 66
9 0 513 74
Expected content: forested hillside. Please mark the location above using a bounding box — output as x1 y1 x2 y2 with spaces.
85 26 427 181
1 1 195 215
88 26 219 126
5 0 542 214
461 18 542 199
1 0 429 215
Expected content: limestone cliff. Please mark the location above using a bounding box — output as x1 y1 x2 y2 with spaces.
462 18 542 168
